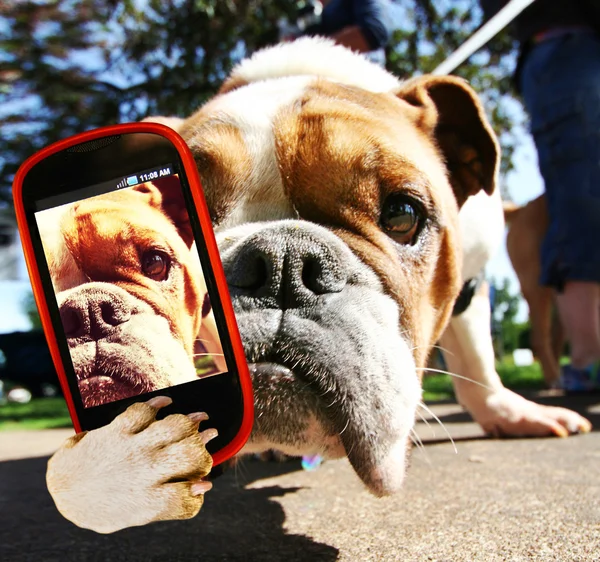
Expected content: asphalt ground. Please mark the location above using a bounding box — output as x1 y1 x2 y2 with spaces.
0 391 598 561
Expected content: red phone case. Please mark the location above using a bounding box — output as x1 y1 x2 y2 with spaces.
12 122 253 467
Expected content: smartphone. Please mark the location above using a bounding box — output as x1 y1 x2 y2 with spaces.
12 122 253 467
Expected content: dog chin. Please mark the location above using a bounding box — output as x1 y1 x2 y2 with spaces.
69 332 199 406
243 361 414 496
78 372 144 408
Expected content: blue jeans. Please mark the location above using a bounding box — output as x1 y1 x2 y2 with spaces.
520 31 600 290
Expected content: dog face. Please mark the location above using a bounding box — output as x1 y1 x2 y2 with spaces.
165 39 498 495
37 177 213 407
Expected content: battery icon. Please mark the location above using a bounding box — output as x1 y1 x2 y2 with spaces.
126 175 138 186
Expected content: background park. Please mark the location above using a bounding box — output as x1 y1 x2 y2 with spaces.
0 0 549 426
0 2 598 560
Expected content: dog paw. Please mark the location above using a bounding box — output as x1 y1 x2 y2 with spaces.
47 396 216 533
465 388 592 438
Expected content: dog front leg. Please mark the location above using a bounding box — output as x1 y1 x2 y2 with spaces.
439 281 591 437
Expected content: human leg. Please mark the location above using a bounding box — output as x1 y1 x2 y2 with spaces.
520 31 600 380
555 281 600 368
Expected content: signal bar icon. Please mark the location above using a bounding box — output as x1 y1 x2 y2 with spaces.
116 175 139 189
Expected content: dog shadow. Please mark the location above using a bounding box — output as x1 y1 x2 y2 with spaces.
0 455 339 562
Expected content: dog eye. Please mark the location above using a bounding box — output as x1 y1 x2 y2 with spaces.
381 195 421 243
142 251 171 281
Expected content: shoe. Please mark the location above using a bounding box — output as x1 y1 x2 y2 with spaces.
559 363 600 392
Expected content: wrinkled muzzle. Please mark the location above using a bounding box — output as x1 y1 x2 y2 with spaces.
217 220 421 495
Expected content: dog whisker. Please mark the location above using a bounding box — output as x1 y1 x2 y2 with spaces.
232 456 251 489
431 344 453 355
417 402 457 454
410 343 454 356
410 427 433 467
415 408 435 436
343 430 357 461
409 427 422 448
416 367 493 392
338 417 350 436
409 427 427 454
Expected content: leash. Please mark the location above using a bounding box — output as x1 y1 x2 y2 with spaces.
431 0 535 76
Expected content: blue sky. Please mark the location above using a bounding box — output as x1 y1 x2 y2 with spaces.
1 234 33 333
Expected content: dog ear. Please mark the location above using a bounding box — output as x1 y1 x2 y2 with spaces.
133 177 194 248
396 75 499 207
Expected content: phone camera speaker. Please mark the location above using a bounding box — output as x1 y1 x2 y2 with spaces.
65 135 121 153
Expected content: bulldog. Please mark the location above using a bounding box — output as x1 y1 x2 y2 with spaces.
45 38 591 534
36 176 225 407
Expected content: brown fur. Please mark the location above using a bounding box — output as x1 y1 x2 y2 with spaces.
270 78 496 366
504 195 564 385
179 120 253 225
60 184 204 354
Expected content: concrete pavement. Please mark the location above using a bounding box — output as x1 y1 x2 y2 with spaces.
0 392 598 561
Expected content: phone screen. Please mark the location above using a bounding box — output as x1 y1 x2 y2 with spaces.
33 164 227 409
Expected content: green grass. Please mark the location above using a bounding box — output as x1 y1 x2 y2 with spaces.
0 357 548 430
422 357 546 402
0 397 72 431
0 352 222 432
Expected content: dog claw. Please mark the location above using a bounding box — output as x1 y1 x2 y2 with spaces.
146 396 173 409
191 480 213 496
572 420 592 434
200 428 218 444
188 412 209 423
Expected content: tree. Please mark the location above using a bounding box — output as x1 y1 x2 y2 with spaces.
0 1 123 205
0 0 300 205
22 291 42 331
1 0 520 207
385 0 520 189
491 277 528 355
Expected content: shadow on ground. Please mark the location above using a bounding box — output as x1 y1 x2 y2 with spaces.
1 392 598 561
0 455 336 562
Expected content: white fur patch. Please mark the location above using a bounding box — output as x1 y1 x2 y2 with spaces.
35 204 88 293
228 37 401 94
191 77 317 229
458 188 504 281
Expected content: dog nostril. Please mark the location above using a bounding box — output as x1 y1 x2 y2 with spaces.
301 256 345 295
61 307 84 338
301 258 321 293
231 253 269 291
88 299 130 340
99 301 130 327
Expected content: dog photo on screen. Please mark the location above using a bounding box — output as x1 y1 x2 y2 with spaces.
35 175 226 408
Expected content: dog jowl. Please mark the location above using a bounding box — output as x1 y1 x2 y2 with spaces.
170 38 499 496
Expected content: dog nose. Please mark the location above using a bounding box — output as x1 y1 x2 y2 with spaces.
224 223 348 308
60 288 132 340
